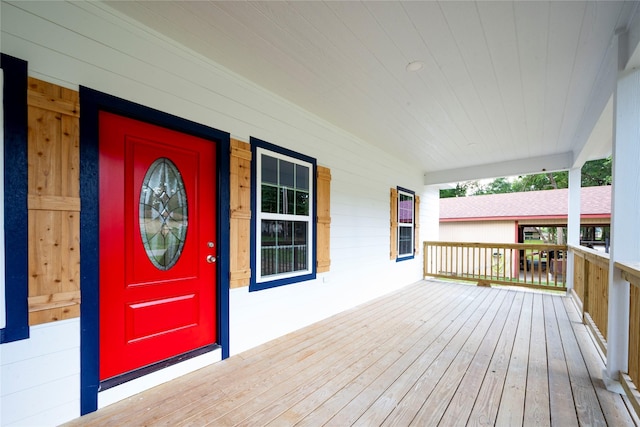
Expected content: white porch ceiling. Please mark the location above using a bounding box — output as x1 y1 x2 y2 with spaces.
104 1 639 184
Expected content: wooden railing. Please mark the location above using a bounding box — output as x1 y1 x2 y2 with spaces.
423 241 567 291
615 261 640 416
571 245 609 355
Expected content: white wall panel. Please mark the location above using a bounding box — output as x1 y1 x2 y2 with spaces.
440 221 516 243
0 319 79 426
1 1 424 423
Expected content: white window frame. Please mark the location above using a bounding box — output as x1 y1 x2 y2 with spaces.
256 147 314 284
397 188 415 259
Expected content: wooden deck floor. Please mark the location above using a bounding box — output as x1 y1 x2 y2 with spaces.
68 280 638 426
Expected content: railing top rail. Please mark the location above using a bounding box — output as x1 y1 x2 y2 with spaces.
615 261 640 288
568 243 610 258
568 244 610 270
423 241 567 250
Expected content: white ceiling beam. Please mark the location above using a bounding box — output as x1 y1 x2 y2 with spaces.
423 152 573 186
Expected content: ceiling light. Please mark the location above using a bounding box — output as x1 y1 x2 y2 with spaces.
406 61 424 72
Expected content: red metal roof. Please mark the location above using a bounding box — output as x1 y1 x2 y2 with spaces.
440 186 611 221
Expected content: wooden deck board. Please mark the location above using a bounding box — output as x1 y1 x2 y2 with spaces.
544 294 579 427
442 291 525 426
170 284 434 426
412 293 515 425
562 297 638 427
406 291 515 426
207 283 449 426
65 280 637 427
495 292 533 426
342 287 500 426
466 291 525 426
269 283 479 426
523 294 551 426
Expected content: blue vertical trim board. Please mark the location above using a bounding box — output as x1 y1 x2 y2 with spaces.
79 87 231 414
0 54 29 343
396 186 416 262
249 137 317 292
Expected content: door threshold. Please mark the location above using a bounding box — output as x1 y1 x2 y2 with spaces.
98 345 222 409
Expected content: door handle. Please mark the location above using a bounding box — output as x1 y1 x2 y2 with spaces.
206 255 217 264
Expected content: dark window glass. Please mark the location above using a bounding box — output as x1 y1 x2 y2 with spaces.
261 185 278 213
260 220 309 277
398 227 413 256
262 155 278 185
296 164 309 190
295 191 309 216
280 160 294 188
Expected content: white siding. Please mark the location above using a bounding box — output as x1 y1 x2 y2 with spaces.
440 220 516 243
0 319 80 426
1 2 424 423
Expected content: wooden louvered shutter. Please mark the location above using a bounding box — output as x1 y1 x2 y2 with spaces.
27 78 81 324
390 188 398 260
316 166 331 273
229 139 252 288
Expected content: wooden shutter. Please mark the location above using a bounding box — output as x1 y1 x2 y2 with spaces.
229 139 252 288
27 78 81 325
316 166 331 273
414 195 420 255
390 188 398 260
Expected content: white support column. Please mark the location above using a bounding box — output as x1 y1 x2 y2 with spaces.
565 167 581 291
605 31 640 388
420 185 440 243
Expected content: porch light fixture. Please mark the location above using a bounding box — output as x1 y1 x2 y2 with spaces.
406 60 424 72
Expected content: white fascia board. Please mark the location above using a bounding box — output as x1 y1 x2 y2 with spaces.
423 152 573 186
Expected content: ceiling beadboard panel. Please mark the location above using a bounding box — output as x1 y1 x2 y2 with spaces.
104 0 633 179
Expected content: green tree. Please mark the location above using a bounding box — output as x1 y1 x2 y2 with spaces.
510 171 568 192
440 182 470 198
474 177 514 195
439 156 611 198
581 156 612 186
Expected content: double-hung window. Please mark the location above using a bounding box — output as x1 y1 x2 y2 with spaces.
252 139 316 290
397 188 415 260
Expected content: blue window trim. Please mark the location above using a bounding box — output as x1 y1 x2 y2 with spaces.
249 137 317 292
1 54 29 343
79 87 231 415
396 186 415 262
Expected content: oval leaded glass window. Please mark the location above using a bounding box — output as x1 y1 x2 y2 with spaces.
139 158 188 270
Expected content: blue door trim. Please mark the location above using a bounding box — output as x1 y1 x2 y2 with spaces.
1 54 29 344
79 87 231 415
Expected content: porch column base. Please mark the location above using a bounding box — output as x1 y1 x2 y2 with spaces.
602 368 625 394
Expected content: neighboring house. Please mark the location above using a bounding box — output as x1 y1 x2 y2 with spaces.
440 186 611 247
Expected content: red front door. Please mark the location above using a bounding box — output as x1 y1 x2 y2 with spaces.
99 112 217 381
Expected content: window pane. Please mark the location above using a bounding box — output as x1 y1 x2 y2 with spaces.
261 220 277 276
261 185 278 213
398 227 413 256
295 190 309 216
262 155 278 185
296 164 309 190
260 220 308 277
278 220 293 245
280 160 294 188
399 193 413 224
279 188 295 215
294 222 308 245
139 158 188 271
